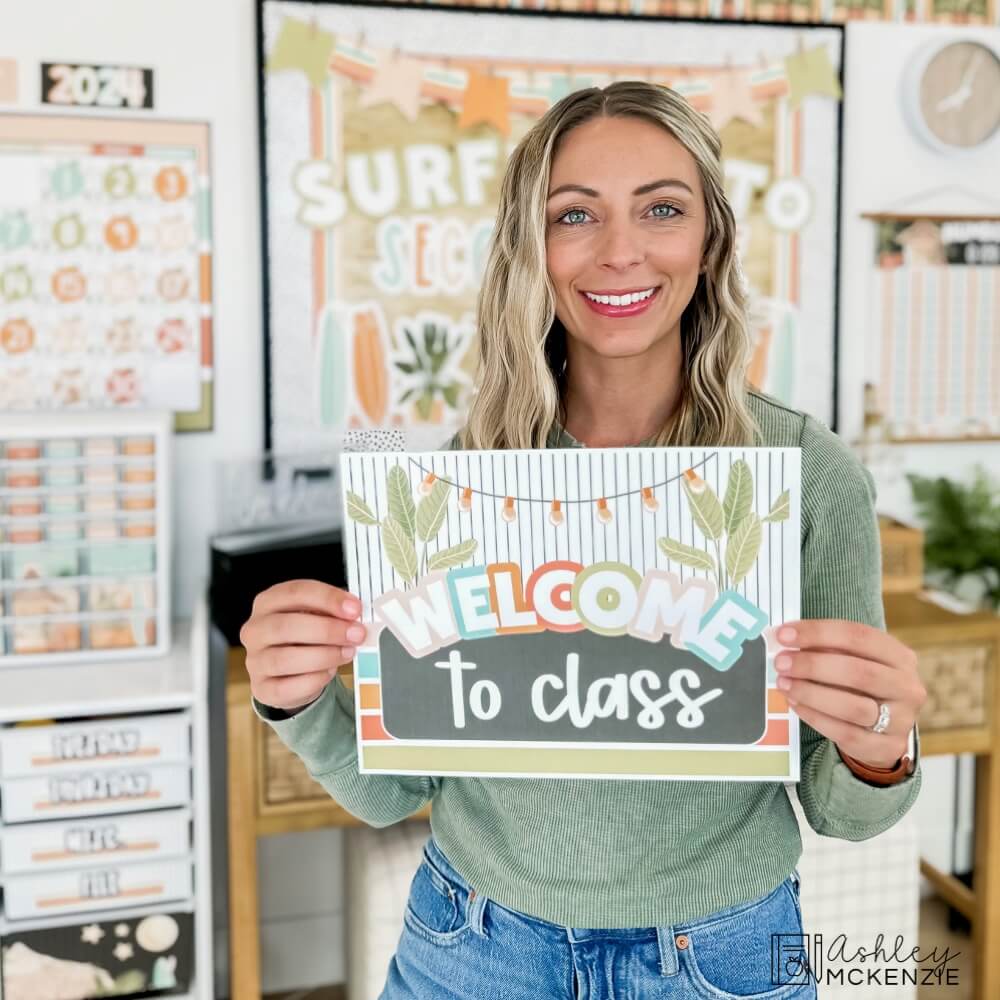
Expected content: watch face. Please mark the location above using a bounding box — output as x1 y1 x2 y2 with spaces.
919 41 1000 148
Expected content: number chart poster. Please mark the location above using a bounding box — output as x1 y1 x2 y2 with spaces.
341 446 802 781
868 215 1000 442
261 1 843 454
0 115 214 432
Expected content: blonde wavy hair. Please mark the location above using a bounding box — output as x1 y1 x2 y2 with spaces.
456 80 759 450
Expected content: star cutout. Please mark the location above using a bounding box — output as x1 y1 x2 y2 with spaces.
709 69 764 131
114 942 134 961
115 923 131 938
358 50 426 122
81 924 105 945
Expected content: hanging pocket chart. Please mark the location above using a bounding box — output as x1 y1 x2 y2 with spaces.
340 446 802 781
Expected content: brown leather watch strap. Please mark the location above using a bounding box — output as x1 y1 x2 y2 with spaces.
837 747 912 786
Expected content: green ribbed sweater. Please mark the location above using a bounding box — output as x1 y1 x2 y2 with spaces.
254 390 921 928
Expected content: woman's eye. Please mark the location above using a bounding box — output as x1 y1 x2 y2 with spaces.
556 208 590 225
650 202 681 219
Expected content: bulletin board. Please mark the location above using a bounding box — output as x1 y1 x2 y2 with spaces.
0 115 214 432
258 1 845 454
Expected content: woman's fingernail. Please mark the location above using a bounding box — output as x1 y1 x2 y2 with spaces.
777 675 792 690
343 598 361 615
347 624 366 642
775 654 792 672
341 646 356 660
778 626 797 644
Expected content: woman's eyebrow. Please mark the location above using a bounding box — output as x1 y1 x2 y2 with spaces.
546 178 694 200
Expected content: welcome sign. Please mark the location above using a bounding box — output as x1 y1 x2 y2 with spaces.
340 446 801 781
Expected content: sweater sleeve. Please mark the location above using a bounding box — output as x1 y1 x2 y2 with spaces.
794 415 922 841
249 432 460 827
251 678 440 828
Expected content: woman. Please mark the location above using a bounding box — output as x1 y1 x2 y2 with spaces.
240 82 925 999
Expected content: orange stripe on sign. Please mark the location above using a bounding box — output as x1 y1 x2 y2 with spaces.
361 715 392 741
757 718 790 746
359 684 382 710
199 254 212 303
767 689 789 713
201 317 213 366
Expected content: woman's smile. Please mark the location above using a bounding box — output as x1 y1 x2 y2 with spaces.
578 284 662 317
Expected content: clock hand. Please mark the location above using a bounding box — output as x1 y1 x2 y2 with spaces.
959 50 983 90
936 83 972 112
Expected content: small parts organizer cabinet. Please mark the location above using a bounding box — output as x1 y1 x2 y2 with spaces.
0 411 171 666
0 613 213 1000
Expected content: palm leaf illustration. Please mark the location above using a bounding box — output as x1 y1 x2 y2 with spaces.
657 537 717 574
383 516 418 582
681 473 725 540
428 538 479 571
416 477 451 541
386 466 416 539
725 513 762 586
762 489 790 523
346 491 379 526
722 460 753 535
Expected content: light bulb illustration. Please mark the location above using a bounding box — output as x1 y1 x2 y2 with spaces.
459 486 473 512
683 468 706 493
641 486 660 513
595 497 613 524
501 496 517 523
549 498 565 527
419 472 437 495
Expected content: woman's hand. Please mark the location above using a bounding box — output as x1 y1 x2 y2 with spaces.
239 580 366 712
773 619 927 769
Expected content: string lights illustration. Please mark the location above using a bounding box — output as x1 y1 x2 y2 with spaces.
405 452 718 525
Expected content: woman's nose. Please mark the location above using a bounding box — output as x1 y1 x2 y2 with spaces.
595 221 645 270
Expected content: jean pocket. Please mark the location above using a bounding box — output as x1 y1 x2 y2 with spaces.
679 878 814 999
403 854 472 946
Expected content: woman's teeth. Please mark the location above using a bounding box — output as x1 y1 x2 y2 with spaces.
583 288 656 306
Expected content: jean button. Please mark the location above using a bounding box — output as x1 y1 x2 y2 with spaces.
675 934 690 950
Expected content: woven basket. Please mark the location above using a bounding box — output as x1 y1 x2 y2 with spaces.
879 516 925 593
263 725 328 805
916 641 992 731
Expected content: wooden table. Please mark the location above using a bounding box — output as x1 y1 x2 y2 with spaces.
225 647 426 1000
884 592 1000 1000
226 595 1000 1000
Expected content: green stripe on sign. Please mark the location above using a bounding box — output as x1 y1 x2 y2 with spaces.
362 746 790 777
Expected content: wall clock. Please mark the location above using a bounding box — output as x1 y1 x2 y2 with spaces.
902 38 1000 153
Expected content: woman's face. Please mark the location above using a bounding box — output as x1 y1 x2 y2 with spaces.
545 115 707 364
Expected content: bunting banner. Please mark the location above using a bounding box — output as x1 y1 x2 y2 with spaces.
260 2 844 454
340 445 803 781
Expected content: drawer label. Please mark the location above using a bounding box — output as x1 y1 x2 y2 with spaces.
46 727 143 763
44 771 153 807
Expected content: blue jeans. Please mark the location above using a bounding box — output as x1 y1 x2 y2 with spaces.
380 836 817 999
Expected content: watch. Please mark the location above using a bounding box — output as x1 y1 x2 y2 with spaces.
838 726 917 787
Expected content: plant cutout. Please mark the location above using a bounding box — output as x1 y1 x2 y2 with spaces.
657 462 789 591
346 465 479 588
394 320 464 421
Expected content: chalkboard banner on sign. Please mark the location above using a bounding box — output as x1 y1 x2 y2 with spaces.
341 446 802 781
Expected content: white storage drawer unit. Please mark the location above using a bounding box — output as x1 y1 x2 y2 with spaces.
0 806 190 874
0 762 191 823
0 710 190 778
2 856 193 920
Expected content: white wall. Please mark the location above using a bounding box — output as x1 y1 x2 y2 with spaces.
4 3 996 991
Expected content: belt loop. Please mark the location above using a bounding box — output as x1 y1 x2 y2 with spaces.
467 889 488 938
656 926 680 977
